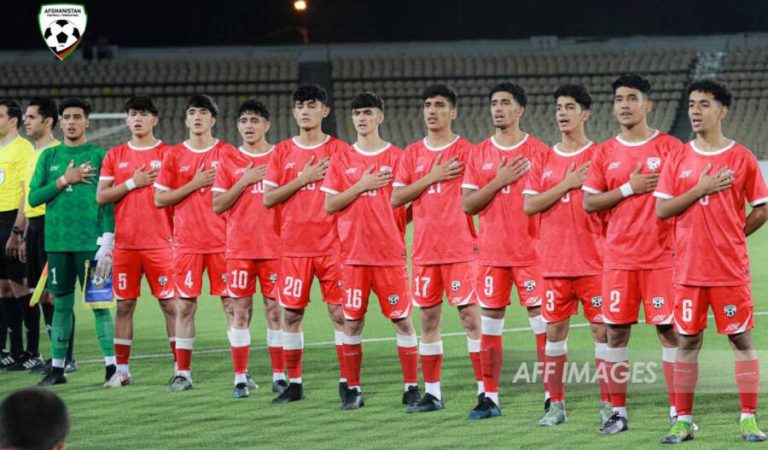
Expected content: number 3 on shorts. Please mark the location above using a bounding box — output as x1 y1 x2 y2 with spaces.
545 290 555 312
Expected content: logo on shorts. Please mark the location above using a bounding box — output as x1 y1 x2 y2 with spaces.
150 160 162 170
269 273 277 283
591 296 603 308
221 273 228 282
451 281 461 292
724 304 737 318
652 297 665 309
646 157 662 171
725 323 740 333
158 276 168 286
388 294 399 305
524 280 536 292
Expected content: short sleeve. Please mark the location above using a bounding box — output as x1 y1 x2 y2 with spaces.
461 146 481 191
263 143 283 188
212 153 234 193
653 149 679 200
523 148 544 195
99 148 116 181
744 152 768 206
320 152 344 195
583 144 606 194
154 148 175 191
393 147 414 187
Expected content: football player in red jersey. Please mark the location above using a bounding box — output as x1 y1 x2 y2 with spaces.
655 80 768 443
462 83 549 419
154 95 236 392
97 96 177 387
582 75 682 434
212 99 285 398
263 85 347 404
392 84 481 413
523 85 610 425
322 92 419 409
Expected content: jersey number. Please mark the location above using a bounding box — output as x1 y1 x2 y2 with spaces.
500 186 511 194
251 182 265 194
230 270 248 289
561 192 570 203
283 277 303 298
699 195 710 206
427 183 442 194
545 290 555 312
117 273 127 291
484 276 494 296
681 298 693 322
50 267 57 285
345 288 363 309
609 290 621 313
184 271 194 288
414 276 431 298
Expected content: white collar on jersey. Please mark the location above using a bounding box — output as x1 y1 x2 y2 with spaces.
353 142 391 156
423 135 460 151
491 134 529 151
292 135 330 150
690 139 735 156
553 141 593 157
237 145 275 157
615 129 659 147
127 140 162 151
183 139 219 153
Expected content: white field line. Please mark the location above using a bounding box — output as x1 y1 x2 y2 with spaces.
78 311 768 365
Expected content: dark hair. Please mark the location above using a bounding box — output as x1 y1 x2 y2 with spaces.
27 97 58 128
237 99 270 120
125 96 159 116
612 74 652 97
488 82 527 108
58 97 92 117
185 95 219 118
0 99 23 127
292 84 328 105
421 84 458 107
554 84 592 110
350 92 384 111
687 79 732 107
0 388 70 450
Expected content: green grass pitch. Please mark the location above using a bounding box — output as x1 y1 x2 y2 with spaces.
1 226 767 450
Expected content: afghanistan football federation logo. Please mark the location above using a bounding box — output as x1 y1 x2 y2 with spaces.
39 4 87 61
451 281 461 292
524 280 536 292
591 296 603 308
724 304 737 318
652 297 665 309
388 295 399 305
646 157 662 172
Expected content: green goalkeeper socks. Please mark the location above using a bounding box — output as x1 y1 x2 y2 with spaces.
51 293 75 360
92 308 115 357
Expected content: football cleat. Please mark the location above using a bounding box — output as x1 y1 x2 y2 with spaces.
741 416 768 442
272 379 288 394
8 352 42 372
38 368 67 387
669 415 699 433
232 383 250 399
65 359 78 373
661 419 694 444
598 412 628 435
104 372 132 388
544 396 552 413
402 385 421 407
342 389 365 410
168 375 194 392
246 373 259 390
538 401 567 426
0 353 17 369
272 382 304 404
599 402 614 425
405 393 444 413
104 364 117 383
467 396 501 420
339 381 348 403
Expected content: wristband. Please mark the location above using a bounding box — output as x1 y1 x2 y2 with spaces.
619 182 634 198
125 178 137 191
58 175 69 187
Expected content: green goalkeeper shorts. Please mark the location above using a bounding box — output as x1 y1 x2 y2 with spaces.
47 251 96 296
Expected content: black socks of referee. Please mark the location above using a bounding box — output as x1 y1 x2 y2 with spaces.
0 299 6 353
4 297 23 356
21 296 40 356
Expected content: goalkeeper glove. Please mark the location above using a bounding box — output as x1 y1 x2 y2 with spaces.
94 232 114 284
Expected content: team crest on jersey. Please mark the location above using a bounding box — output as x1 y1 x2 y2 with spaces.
158 276 168 286
591 296 603 308
524 280 536 292
388 294 399 305
380 165 393 174
345 167 358 175
269 273 277 283
118 162 129 169
542 170 553 180
211 161 220 170
607 162 621 171
39 4 88 61
150 160 161 170
482 163 494 171
646 157 662 171
652 297 665 309
724 304 737 318
679 169 693 179
180 165 191 173
451 281 461 292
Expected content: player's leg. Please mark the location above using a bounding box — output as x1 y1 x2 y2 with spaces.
37 252 76 386
109 248 141 386
169 253 204 392
407 264 445 413
142 247 178 375
0 281 22 369
512 265 548 410
16 215 45 372
339 265 371 409
315 254 346 399
445 261 483 403
272 256 313 403
204 252 233 331
256 260 285 393
226 259 256 398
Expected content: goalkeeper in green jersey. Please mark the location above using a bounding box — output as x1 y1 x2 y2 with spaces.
28 98 117 387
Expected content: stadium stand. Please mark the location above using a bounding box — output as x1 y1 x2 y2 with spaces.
719 48 768 156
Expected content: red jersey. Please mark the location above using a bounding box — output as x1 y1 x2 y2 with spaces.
321 143 407 266
263 136 346 257
462 135 547 267
654 140 768 286
154 140 231 254
524 142 603 276
100 141 174 250
212 145 280 260
394 136 476 265
582 131 682 270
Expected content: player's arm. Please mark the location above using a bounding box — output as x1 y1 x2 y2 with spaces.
263 156 329 209
583 163 659 213
154 165 215 208
523 161 590 215
212 162 266 214
745 204 768 237
323 166 392 213
6 180 27 260
392 154 462 207
97 165 159 205
462 155 528 215
28 158 95 207
655 164 733 220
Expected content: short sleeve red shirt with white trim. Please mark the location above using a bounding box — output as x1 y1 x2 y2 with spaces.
654 140 768 286
263 136 346 257
394 136 476 265
100 141 173 250
321 143 407 266
154 140 231 254
582 131 682 270
524 142 603 276
212 145 280 260
462 135 547 267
